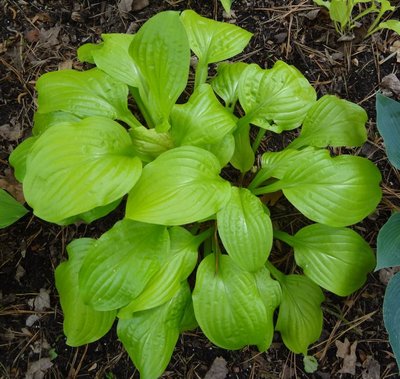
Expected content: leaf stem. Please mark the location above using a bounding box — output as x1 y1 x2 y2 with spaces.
252 128 267 153
248 168 271 190
252 181 282 195
121 112 143 128
129 87 155 128
265 260 285 282
194 58 209 89
194 227 214 247
273 229 295 246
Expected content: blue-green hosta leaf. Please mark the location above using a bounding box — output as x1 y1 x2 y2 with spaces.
283 224 375 296
55 239 116 346
276 274 324 355
129 11 190 132
383 272 400 369
230 123 255 173
126 146 231 225
260 148 381 227
23 117 141 223
118 226 198 316
290 95 367 149
9 137 38 182
78 34 139 87
378 20 400 34
180 10 252 64
193 254 274 351
118 282 191 379
36 68 138 127
376 93 400 169
170 84 237 147
129 126 174 162
217 187 273 272
33 111 81 135
211 62 248 108
377 213 400 270
238 62 316 132
0 189 28 228
79 219 169 311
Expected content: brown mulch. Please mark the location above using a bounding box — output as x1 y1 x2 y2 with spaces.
1 0 400 378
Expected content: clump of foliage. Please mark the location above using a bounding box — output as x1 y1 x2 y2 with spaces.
376 93 400 370
314 0 400 38
10 10 382 378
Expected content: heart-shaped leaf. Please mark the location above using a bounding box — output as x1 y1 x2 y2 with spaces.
260 148 381 227
35 68 139 127
129 11 190 131
276 224 375 296
275 274 324 355
180 10 252 64
118 282 191 379
290 95 368 149
55 239 116 346
79 219 169 311
23 117 142 223
126 146 231 225
193 254 274 350
217 187 273 272
238 62 316 132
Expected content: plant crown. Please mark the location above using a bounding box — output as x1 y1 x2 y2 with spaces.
10 10 382 378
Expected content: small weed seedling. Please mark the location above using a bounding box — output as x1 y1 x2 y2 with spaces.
10 10 381 378
314 0 400 38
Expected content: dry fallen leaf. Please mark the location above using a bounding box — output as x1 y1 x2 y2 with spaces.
0 122 23 141
39 26 61 47
0 168 25 203
28 288 51 312
336 338 358 375
204 357 228 379
118 0 149 15
25 358 53 379
362 356 380 379
381 73 400 98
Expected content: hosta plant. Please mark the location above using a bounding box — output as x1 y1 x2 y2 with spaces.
0 189 28 228
376 93 400 370
314 0 400 38
10 10 382 378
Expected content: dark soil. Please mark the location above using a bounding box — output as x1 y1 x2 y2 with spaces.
1 0 400 378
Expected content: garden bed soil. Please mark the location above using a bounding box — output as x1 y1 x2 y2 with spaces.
1 0 400 378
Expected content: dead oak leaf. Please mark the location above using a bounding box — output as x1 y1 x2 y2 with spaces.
336 338 358 375
204 357 228 379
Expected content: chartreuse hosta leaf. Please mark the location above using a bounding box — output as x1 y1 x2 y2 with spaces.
129 11 190 132
23 117 141 223
383 272 400 369
9 137 37 182
378 20 400 34
118 226 199 317
205 133 235 167
238 61 316 132
289 95 368 149
211 62 248 109
129 126 174 163
230 123 255 173
220 0 234 15
35 68 139 127
275 224 375 296
126 146 231 225
180 10 252 64
217 187 273 272
258 148 381 227
78 34 139 87
274 272 324 355
79 219 169 311
376 93 400 169
193 254 279 351
55 239 116 346
118 282 192 379
170 84 237 147
377 213 400 270
0 189 28 228
33 111 81 135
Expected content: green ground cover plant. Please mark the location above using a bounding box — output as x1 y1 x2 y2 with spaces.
376 93 400 370
9 10 382 378
0 189 28 228
314 0 400 38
